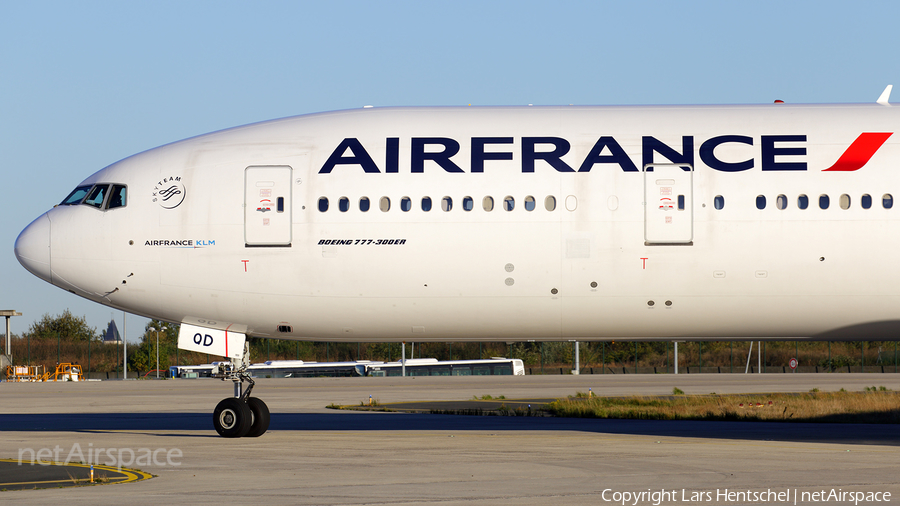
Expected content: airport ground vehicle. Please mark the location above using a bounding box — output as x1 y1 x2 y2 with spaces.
170 358 523 378
359 358 524 376
5 363 83 382
170 360 371 378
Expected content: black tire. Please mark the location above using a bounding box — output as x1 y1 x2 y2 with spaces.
213 397 252 438
245 397 270 437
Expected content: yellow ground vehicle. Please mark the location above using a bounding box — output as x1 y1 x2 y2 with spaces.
5 363 83 382
6 364 44 382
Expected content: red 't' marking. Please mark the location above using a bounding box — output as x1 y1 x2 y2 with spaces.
225 324 234 358
641 257 648 269
823 132 893 171
241 260 249 272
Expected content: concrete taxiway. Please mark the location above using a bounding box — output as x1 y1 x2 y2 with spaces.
1 374 899 504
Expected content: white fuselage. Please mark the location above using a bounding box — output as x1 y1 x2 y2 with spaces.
15 103 900 342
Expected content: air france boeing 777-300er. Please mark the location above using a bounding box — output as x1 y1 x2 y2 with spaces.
14 87 900 436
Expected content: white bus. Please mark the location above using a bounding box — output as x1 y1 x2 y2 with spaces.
169 360 379 378
358 358 525 377
170 358 525 378
246 360 376 378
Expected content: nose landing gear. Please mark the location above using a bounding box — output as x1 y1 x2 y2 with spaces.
212 345 270 438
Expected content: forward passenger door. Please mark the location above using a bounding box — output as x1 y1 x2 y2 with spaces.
244 166 292 247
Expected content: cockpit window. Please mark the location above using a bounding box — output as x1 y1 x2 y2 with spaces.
107 185 127 209
83 184 109 208
60 185 92 205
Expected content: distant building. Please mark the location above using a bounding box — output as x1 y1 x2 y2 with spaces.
103 320 122 344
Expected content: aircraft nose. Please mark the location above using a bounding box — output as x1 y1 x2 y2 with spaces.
15 213 52 283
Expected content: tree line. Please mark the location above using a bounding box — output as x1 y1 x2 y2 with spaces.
3 311 898 375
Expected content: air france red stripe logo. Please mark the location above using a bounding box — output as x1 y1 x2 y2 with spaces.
823 132 893 171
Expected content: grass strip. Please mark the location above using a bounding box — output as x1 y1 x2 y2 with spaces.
547 391 900 423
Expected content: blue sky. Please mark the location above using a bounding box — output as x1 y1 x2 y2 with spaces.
2 1 900 341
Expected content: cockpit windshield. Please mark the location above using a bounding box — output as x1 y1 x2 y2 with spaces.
83 185 109 208
108 184 127 209
59 183 128 210
60 185 92 205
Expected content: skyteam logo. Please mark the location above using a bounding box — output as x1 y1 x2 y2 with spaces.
153 176 185 209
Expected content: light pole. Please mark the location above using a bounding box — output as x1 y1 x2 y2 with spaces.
123 312 127 380
1 310 22 363
150 324 159 379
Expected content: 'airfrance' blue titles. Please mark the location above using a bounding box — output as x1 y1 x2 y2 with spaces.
318 135 807 174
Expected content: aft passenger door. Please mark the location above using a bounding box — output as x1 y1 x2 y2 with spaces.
245 166 292 247
643 163 693 245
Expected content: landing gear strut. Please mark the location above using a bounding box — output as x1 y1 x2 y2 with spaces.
212 343 269 438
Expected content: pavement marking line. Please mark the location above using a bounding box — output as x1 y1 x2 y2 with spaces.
288 430 898 454
0 458 152 488
0 477 129 487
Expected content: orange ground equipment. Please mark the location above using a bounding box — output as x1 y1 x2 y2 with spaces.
5 363 83 382
41 363 84 381
5 364 44 382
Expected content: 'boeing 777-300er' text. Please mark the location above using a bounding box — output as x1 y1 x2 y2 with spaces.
15 87 900 436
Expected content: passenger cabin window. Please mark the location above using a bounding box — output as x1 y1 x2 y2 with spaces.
441 196 452 212
318 197 329 212
798 194 809 210
61 185 92 205
421 197 432 212
839 194 850 210
462 196 474 211
339 197 349 212
83 184 109 209
714 195 724 210
776 194 787 210
380 197 390 212
483 196 494 211
884 194 893 209
544 196 556 211
401 197 411 212
819 194 829 209
861 194 872 209
524 196 535 211
756 195 766 210
359 197 370 212
107 185 127 209
503 196 515 211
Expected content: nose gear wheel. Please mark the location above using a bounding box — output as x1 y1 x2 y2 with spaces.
211 341 270 438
